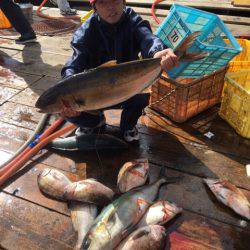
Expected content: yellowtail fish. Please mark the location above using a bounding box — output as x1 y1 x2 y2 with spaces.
35 58 162 114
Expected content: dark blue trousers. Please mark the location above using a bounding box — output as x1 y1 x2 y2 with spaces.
67 93 150 132
0 0 35 36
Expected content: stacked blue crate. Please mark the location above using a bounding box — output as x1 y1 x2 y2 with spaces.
156 4 242 78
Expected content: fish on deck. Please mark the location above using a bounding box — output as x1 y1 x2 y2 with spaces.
38 168 115 206
117 158 149 193
81 176 180 250
204 178 250 220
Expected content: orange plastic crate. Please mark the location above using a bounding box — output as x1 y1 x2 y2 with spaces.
150 67 227 122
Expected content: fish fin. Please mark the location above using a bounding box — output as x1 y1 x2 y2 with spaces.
121 222 135 238
175 31 201 53
158 167 183 183
98 60 117 68
117 162 133 183
136 198 152 219
221 180 244 196
69 201 80 232
181 52 209 62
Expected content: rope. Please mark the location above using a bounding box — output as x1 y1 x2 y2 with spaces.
148 88 176 108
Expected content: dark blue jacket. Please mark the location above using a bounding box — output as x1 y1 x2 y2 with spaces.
61 7 165 79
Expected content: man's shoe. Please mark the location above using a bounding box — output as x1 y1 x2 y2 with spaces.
15 34 37 44
60 8 77 16
123 127 140 142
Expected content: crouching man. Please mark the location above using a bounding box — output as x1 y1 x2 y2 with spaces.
60 0 178 142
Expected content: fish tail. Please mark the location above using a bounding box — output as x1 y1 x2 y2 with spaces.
158 166 183 184
48 136 77 150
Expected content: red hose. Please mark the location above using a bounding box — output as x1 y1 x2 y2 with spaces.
0 117 64 176
0 123 76 187
151 0 164 24
36 0 81 21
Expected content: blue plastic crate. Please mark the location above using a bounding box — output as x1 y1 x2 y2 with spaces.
156 4 242 78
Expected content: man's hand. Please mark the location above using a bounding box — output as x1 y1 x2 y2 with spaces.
153 48 179 71
60 105 81 118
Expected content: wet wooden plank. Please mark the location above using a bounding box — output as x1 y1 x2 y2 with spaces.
0 86 19 105
156 166 250 230
117 104 249 152
0 121 33 166
0 38 13 46
0 50 24 70
10 48 69 77
0 48 20 58
68 125 249 189
104 110 250 191
31 76 60 92
0 119 76 171
10 88 44 107
143 109 250 160
0 101 41 130
0 192 75 249
0 66 42 90
0 35 73 56
3 163 78 216
142 133 250 190
167 210 250 250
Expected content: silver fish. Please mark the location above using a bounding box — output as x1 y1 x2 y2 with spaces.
64 178 114 206
137 200 182 228
117 158 149 193
37 168 71 199
38 168 114 206
82 176 179 250
116 225 166 250
69 201 98 250
204 178 250 220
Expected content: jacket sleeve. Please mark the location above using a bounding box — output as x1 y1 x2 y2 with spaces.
130 9 166 58
61 23 91 79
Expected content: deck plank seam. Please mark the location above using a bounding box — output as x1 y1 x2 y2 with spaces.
144 113 250 161
149 160 250 191
0 189 70 218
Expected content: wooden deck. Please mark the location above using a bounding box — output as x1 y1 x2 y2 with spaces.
0 4 250 250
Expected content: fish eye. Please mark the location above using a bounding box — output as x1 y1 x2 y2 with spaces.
81 238 91 249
